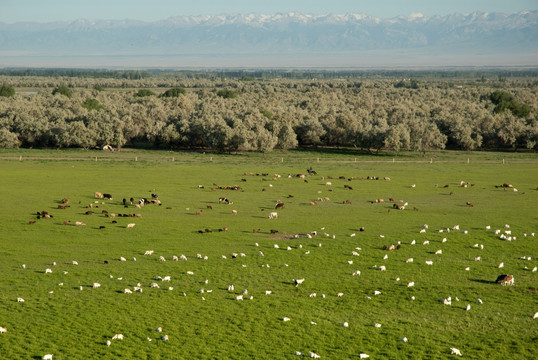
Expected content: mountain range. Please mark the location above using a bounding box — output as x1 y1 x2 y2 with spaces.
0 11 536 68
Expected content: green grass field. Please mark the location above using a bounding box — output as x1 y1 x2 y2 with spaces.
0 149 537 359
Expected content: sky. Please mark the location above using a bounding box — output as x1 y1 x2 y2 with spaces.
0 0 536 23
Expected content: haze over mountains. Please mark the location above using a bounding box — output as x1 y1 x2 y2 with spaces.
0 11 536 68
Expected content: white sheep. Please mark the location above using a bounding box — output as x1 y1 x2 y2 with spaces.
120 257 126 262
180 254 187 261
441 297 452 305
410 240 416 245
352 270 361 276
126 223 135 228
374 290 381 295
378 265 386 271
159 255 166 262
72 261 78 265
408 282 415 287
112 333 124 340
406 258 413 263
425 261 433 265
450 347 462 356
342 321 349 327
17 297 24 302
45 268 52 274
309 351 321 359
268 212 278 219
42 355 53 360
172 255 179 261
124 289 132 294
359 354 370 359
93 283 101 289
162 276 171 281
144 250 154 256
435 250 442 255
0 327 7 333
466 304 471 311
236 295 243 301
162 334 169 341
293 278 305 286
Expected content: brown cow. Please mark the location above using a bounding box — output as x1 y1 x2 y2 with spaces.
496 275 514 286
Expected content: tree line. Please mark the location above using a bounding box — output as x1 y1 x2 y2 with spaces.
0 76 536 153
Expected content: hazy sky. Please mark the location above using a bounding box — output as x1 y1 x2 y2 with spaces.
0 0 536 23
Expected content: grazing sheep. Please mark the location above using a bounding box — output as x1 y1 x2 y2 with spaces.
378 265 386 271
309 351 321 359
342 321 349 327
162 335 169 341
93 283 101 289
268 212 278 219
45 268 52 274
159 256 166 262
466 304 471 311
42 355 53 360
435 250 442 255
17 297 24 302
406 258 413 263
441 297 452 305
450 347 462 356
293 278 305 287
112 334 124 340
126 223 135 228
120 257 126 262
0 327 7 333
352 270 361 276
425 261 433 265
124 289 132 294
359 354 370 359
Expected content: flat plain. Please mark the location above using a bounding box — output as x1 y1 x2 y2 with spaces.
0 149 536 359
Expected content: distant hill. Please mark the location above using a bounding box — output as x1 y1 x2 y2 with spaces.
0 11 536 68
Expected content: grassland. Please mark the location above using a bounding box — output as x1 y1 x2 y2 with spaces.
0 149 537 359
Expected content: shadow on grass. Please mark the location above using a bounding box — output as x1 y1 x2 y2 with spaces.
468 278 496 284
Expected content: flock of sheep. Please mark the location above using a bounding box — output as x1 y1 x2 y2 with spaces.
4 170 537 359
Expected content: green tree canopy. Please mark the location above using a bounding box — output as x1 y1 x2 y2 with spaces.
0 84 15 97
52 85 73 98
135 89 156 97
82 98 104 111
160 88 186 98
216 89 237 99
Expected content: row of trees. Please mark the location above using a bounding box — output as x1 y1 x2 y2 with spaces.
0 76 536 153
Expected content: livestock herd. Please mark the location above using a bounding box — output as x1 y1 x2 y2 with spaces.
5 167 537 359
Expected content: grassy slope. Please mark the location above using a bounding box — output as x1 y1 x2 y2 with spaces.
0 149 536 359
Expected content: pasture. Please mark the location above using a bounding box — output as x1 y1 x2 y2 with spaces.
0 149 537 359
